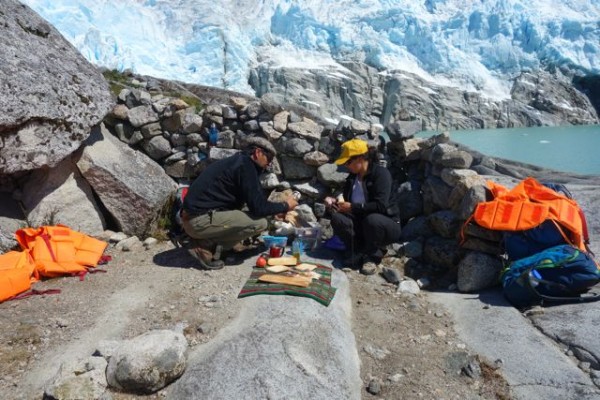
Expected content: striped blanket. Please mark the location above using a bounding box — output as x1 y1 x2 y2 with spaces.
238 264 336 307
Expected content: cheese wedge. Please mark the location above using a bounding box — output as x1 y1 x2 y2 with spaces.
266 265 290 273
295 263 317 272
296 270 321 280
267 256 297 266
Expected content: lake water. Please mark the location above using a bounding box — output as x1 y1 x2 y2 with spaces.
417 125 600 175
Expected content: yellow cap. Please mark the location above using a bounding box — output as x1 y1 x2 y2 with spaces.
334 139 369 165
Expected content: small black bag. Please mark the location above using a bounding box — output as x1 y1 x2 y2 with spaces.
168 186 191 248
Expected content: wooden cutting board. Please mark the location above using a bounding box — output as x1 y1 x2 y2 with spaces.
258 274 312 287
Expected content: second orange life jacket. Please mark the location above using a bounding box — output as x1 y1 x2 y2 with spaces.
471 177 588 251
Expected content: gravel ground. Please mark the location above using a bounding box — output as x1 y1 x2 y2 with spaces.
0 240 510 399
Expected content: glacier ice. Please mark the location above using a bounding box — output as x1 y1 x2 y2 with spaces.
21 0 600 99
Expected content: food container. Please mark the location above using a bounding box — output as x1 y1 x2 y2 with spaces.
294 224 321 250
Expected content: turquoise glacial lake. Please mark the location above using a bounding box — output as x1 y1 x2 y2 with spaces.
417 125 600 175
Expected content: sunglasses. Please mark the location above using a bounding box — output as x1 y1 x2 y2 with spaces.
260 148 274 164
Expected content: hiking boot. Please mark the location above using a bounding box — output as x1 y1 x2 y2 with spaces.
342 252 365 269
169 232 191 248
187 239 224 270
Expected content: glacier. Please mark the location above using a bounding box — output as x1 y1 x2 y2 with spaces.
21 0 600 99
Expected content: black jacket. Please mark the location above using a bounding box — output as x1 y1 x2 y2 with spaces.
183 153 288 217
342 163 398 218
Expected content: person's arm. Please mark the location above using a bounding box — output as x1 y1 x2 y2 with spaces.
239 159 290 217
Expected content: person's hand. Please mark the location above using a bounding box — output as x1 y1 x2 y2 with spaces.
274 213 286 220
337 201 352 213
324 196 337 210
285 196 299 210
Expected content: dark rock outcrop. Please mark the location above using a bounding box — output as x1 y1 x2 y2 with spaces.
250 63 599 131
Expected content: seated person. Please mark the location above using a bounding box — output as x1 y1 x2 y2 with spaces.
181 136 298 270
326 138 401 274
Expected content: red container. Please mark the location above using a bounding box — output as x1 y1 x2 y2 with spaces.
269 246 284 258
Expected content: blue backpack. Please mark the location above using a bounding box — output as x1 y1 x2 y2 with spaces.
503 220 567 261
501 244 600 308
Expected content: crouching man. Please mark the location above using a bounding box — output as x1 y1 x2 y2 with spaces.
181 136 298 270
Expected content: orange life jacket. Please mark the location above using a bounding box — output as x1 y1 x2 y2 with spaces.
1 226 108 303
471 177 588 251
15 225 108 278
0 251 35 302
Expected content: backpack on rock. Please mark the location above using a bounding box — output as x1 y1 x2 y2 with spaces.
501 244 600 307
463 177 599 308
471 177 590 258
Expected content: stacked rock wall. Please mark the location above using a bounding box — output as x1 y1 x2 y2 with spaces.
104 77 531 293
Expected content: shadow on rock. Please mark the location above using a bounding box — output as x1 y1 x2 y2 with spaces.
476 288 512 307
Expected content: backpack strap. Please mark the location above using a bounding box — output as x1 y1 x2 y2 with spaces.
8 288 61 301
40 233 58 262
527 269 600 305
72 267 107 282
579 207 591 248
548 219 576 247
459 215 475 246
97 255 112 265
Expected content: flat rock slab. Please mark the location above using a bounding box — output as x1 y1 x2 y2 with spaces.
530 301 600 370
429 289 600 400
168 268 361 400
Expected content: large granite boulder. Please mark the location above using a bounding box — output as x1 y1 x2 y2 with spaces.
21 156 106 235
0 0 113 175
168 270 361 399
106 330 188 394
0 193 25 252
76 124 177 236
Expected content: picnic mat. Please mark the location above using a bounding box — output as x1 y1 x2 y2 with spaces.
238 264 337 307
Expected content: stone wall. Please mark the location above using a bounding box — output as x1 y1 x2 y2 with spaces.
103 77 541 293
3 66 597 292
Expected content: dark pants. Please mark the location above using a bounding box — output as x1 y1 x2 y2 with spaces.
330 212 401 260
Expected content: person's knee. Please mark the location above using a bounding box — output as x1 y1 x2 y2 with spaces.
331 212 343 225
182 221 202 239
364 213 386 228
364 214 401 245
243 218 268 234
331 212 351 229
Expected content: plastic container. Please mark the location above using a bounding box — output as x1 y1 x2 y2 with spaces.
294 224 321 250
261 235 288 249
